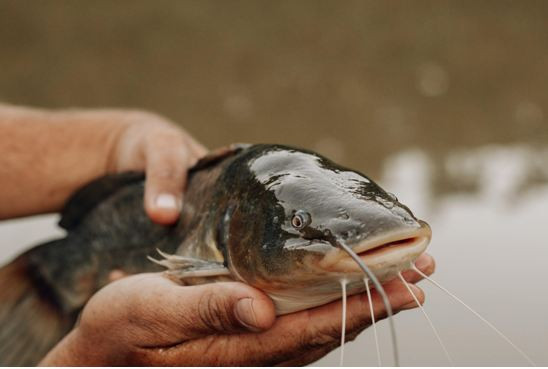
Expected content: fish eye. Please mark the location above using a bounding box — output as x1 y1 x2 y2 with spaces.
291 210 311 230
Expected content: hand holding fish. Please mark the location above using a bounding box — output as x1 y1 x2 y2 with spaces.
0 103 206 223
1 111 442 366
39 254 434 366
112 111 207 224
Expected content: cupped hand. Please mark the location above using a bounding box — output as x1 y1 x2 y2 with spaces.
112 112 207 224
40 253 435 366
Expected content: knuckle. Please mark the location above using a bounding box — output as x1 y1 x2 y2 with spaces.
146 127 187 146
128 110 172 127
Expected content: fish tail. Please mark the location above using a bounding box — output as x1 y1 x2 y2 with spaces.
0 248 73 366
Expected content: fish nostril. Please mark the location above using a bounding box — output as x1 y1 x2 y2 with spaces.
339 229 359 240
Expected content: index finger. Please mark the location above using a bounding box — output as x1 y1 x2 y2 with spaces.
143 133 191 224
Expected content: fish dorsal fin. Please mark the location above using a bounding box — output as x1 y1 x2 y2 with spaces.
59 171 145 230
149 249 230 279
190 143 251 172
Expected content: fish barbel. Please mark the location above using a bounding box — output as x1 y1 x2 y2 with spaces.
0 144 430 365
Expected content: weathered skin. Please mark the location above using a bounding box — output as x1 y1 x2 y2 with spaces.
0 143 430 365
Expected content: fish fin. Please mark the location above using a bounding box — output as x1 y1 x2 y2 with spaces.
59 171 145 230
0 254 75 366
166 268 231 279
151 249 230 279
191 143 251 172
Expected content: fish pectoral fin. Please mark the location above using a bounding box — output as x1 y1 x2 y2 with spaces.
166 267 231 279
149 250 230 279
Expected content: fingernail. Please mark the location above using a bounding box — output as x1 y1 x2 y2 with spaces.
155 193 181 211
234 298 261 332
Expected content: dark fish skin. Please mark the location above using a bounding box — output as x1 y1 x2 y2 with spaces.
0 144 428 365
183 144 426 313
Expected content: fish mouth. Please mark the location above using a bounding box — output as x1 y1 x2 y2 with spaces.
320 220 432 278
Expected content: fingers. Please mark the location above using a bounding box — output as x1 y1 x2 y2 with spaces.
303 277 424 339
142 130 204 225
127 254 435 366
400 252 436 284
110 111 207 225
186 138 208 158
276 344 338 366
270 263 434 365
113 115 207 225
107 269 129 283
102 255 435 366
143 140 187 224
286 281 423 360
199 279 425 366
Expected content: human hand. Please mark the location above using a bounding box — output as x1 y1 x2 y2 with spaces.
0 105 206 220
40 253 435 366
111 112 207 224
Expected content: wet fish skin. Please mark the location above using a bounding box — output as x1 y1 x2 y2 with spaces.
197 144 426 313
0 143 429 365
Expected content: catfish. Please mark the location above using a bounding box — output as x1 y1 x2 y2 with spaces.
0 144 430 365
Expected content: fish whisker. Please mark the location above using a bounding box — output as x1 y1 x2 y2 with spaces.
335 239 400 366
397 272 454 365
364 278 382 366
339 279 347 367
412 263 536 366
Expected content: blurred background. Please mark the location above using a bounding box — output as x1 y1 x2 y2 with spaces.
0 0 547 366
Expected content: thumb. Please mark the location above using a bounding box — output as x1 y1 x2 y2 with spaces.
136 278 278 342
181 282 277 336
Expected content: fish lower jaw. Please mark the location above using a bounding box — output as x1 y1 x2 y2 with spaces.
320 235 429 280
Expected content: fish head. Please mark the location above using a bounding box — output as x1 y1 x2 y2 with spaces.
223 145 431 313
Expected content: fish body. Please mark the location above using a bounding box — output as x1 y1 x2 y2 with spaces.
0 143 430 365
